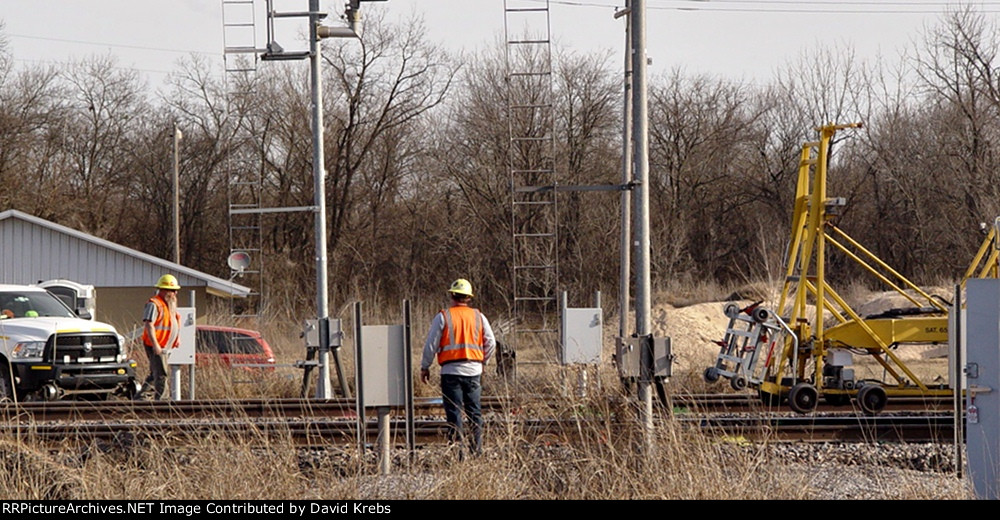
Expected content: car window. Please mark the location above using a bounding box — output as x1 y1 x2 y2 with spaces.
0 290 77 318
196 330 224 354
196 329 265 356
230 333 263 354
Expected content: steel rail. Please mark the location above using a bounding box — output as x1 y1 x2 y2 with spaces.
0 413 957 446
0 393 954 421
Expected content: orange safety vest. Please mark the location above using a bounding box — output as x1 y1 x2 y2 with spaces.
142 295 180 349
437 305 485 365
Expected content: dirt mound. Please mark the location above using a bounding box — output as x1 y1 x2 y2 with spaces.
724 281 776 302
650 300 746 373
854 287 955 317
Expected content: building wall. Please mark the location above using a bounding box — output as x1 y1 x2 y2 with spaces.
1 212 244 339
96 286 211 338
0 216 210 288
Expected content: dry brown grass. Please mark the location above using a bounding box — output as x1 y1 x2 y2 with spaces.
0 384 973 500
0 288 974 500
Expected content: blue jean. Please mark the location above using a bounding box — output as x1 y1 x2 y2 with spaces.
440 373 483 453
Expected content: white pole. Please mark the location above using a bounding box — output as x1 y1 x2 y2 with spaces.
173 123 182 265
631 0 654 447
309 0 332 399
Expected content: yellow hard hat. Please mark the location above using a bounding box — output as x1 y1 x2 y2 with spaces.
448 278 474 297
155 274 181 290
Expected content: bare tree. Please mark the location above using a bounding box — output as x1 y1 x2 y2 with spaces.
648 71 769 281
0 30 63 216
58 55 146 237
320 12 456 300
913 5 1000 228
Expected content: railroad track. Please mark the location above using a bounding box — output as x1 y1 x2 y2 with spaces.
0 415 957 446
0 393 960 447
0 392 956 421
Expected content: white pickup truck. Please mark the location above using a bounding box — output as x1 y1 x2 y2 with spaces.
0 284 140 401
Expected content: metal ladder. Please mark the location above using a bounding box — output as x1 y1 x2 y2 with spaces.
222 0 259 72
504 0 559 381
226 154 264 319
221 0 266 317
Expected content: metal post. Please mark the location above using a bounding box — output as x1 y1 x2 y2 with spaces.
377 406 390 475
403 300 415 463
189 289 196 399
173 123 182 265
353 302 366 459
309 0 333 399
561 291 569 396
952 284 963 480
631 0 654 447
618 0 633 375
170 366 181 401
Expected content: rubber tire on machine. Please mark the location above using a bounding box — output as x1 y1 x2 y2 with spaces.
724 303 741 319
730 374 748 391
823 392 851 406
703 366 720 383
752 307 770 323
788 382 819 414
856 384 888 415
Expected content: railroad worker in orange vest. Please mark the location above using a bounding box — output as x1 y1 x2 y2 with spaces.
138 274 182 400
420 278 496 456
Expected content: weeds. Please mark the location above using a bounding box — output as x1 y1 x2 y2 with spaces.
0 297 975 500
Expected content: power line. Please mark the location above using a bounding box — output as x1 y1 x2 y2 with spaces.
540 0 1000 13
11 56 174 77
5 32 215 57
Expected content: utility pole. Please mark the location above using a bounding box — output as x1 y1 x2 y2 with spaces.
616 1 633 367
173 123 182 265
308 0 333 399
310 0 364 399
630 0 654 448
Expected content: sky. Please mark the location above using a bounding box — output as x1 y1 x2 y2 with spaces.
1 1 997 87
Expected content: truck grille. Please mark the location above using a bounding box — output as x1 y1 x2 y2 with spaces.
45 333 120 363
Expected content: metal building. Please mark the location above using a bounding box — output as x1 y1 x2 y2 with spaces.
0 209 251 331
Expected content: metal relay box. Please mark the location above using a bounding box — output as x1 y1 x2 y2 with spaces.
616 335 671 379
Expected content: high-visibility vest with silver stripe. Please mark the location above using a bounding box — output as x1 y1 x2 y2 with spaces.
142 295 180 349
437 306 485 365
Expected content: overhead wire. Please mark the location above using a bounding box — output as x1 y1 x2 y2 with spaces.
539 0 1000 13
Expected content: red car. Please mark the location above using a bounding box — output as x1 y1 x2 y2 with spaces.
195 325 276 370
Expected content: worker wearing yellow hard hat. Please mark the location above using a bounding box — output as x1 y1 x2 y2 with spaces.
138 274 181 400
419 278 496 458
448 278 474 297
155 274 181 291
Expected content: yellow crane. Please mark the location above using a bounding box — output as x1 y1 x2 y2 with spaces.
706 123 994 413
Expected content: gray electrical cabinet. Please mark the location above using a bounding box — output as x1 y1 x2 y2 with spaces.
616 336 672 379
360 324 406 407
167 306 196 366
964 279 1000 500
561 307 602 365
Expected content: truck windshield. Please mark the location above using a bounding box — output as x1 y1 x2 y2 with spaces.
0 291 77 319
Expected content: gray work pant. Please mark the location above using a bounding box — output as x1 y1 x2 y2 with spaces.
140 345 168 400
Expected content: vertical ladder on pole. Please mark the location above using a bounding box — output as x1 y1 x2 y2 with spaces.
227 155 263 319
504 0 559 383
222 0 264 318
222 0 259 72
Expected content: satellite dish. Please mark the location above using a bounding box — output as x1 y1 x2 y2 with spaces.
227 252 251 272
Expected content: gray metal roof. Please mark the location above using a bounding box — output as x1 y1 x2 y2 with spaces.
0 209 251 298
